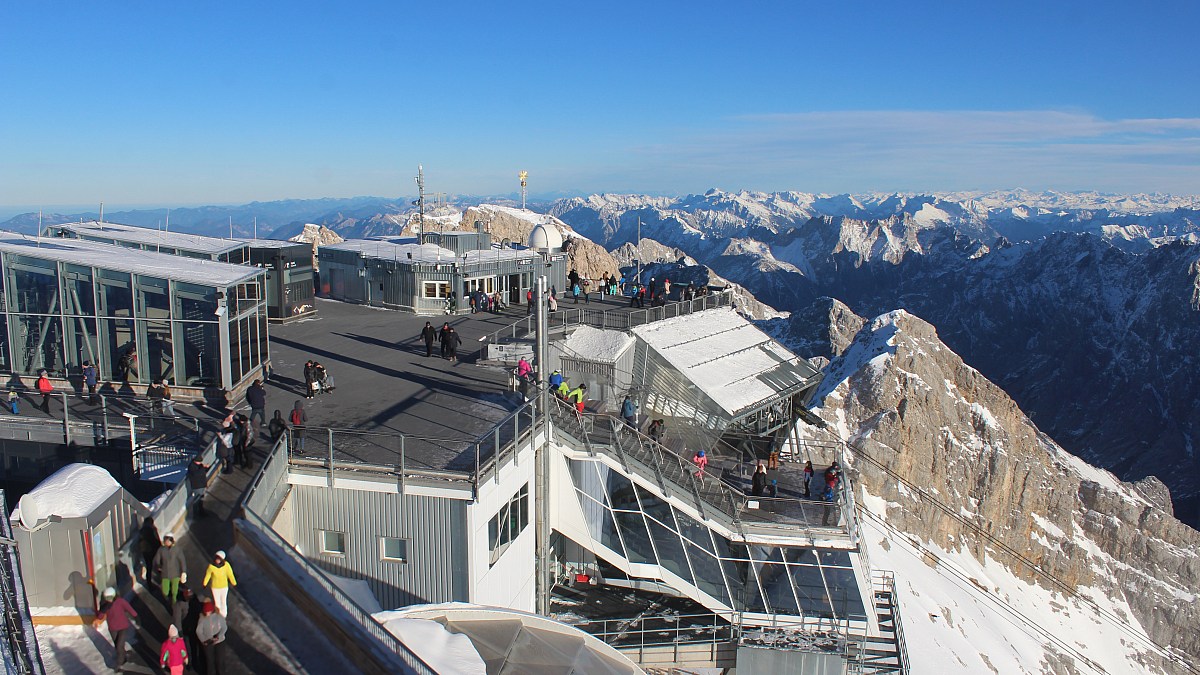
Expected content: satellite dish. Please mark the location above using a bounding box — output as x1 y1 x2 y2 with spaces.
18 493 42 529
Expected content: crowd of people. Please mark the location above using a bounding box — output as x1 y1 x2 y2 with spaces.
102 518 238 673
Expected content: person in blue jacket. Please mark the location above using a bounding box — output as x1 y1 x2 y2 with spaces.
621 395 638 427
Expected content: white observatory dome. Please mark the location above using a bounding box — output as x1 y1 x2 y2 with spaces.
527 223 564 251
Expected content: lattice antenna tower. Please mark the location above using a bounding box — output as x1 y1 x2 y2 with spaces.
415 165 426 233
519 170 528 210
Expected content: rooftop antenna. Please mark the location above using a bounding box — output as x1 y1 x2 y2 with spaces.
519 170 528 210
165 208 170 233
253 216 258 241
229 216 233 240
98 201 104 224
37 209 43 246
415 164 426 234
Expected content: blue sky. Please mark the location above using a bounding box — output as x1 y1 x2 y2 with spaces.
2 1 1198 211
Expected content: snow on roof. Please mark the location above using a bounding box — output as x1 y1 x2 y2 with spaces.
54 221 246 255
373 612 487 674
0 233 262 287
11 464 121 528
560 325 634 363
325 239 542 265
240 238 307 249
632 307 816 416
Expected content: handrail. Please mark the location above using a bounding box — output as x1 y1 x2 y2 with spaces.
239 437 436 674
481 289 736 346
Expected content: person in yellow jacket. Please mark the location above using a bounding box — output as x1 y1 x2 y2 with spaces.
202 550 237 617
567 384 587 413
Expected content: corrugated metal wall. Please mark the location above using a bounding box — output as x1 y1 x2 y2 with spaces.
287 484 468 610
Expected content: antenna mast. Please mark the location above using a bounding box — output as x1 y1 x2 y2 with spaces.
99 201 104 224
415 165 426 234
519 170 528 210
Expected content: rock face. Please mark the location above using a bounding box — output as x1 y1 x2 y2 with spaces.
289 224 344 269
760 297 865 359
809 309 1200 673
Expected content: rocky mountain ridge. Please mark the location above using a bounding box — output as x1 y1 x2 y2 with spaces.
804 306 1200 674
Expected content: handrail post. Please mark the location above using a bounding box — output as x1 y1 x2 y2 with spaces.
327 428 335 486
400 435 406 493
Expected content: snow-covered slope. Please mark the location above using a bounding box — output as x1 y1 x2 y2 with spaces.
804 309 1200 674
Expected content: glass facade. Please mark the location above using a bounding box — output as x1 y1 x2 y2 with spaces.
568 459 866 621
0 251 266 389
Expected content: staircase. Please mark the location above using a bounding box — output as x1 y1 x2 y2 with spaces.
850 572 907 674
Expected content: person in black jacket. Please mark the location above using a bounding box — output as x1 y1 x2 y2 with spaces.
188 457 209 518
420 322 436 357
751 462 768 497
442 327 463 362
268 410 288 443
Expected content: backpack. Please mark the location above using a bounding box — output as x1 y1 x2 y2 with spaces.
291 409 304 425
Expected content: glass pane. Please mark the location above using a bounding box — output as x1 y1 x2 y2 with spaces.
136 275 170 319
174 282 218 319
143 320 174 384
238 316 253 382
0 316 9 371
97 270 133 317
822 566 867 620
790 564 834 617
61 264 95 315
646 515 691 586
176 321 220 386
382 538 407 561
685 543 731 607
720 556 757 612
607 471 639 511
99 318 136 382
258 312 268 369
8 256 58 315
63 316 99 372
675 511 716 555
613 510 655 565
229 319 242 385
758 561 800 615
12 315 64 375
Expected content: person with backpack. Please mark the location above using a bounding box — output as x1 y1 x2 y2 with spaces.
548 369 564 390
35 370 52 414
516 357 533 382
154 533 186 604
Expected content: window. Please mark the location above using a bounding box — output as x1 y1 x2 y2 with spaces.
380 537 408 563
319 530 346 555
422 281 451 299
488 483 529 565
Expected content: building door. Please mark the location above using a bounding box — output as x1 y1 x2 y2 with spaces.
508 275 521 304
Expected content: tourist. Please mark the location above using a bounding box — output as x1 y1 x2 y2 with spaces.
35 370 52 414
517 357 533 382
203 550 237 617
421 321 436 357
548 369 564 391
94 587 137 671
216 425 234 474
621 395 638 427
161 379 176 418
138 516 161 582
768 448 780 470
303 360 316 399
567 383 587 413
445 327 463 362
290 401 307 452
82 360 98 402
246 379 267 433
154 533 186 604
692 449 708 478
148 379 166 416
803 461 814 498
752 463 768 497
548 290 558 312
439 323 451 358
159 624 190 675
646 419 665 445
196 600 227 674
188 457 209 518
268 410 288 443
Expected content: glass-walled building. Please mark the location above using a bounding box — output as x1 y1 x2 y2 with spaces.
0 233 267 392
47 221 316 322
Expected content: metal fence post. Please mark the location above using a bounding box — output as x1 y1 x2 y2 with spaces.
327 428 335 486
400 435 406 493
61 391 70 445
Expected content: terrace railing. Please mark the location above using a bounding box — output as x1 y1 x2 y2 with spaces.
481 289 735 347
548 398 851 541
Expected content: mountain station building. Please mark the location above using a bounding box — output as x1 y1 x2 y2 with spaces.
48 221 316 323
317 227 567 315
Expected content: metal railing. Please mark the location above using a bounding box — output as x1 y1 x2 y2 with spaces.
0 490 45 675
549 398 850 540
239 438 435 674
567 610 739 649
482 289 736 346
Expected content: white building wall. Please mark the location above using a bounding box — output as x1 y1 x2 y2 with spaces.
465 431 541 611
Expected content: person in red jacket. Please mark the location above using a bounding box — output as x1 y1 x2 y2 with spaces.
159 624 190 675
94 587 137 671
35 370 52 414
